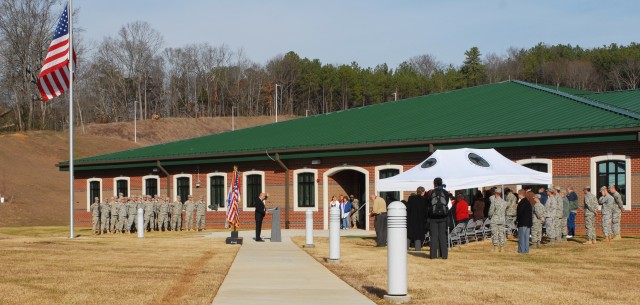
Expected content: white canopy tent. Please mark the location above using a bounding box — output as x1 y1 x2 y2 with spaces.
376 148 552 191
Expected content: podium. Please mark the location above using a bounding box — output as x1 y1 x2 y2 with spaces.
268 207 281 242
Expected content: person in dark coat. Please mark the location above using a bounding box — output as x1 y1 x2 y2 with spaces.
406 186 428 251
254 192 267 242
516 189 533 253
473 191 485 221
427 177 451 259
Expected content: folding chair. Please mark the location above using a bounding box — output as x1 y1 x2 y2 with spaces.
464 219 477 243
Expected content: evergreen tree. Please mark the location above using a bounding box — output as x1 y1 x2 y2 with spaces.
460 47 486 86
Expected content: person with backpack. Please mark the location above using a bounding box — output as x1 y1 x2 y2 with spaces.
427 177 450 259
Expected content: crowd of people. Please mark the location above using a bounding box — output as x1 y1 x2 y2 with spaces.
329 195 363 230
369 177 626 258
89 193 209 234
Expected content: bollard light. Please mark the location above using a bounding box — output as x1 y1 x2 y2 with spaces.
327 205 340 263
384 201 411 304
137 208 144 238
304 210 315 248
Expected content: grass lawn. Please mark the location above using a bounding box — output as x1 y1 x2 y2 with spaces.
0 227 239 305
293 234 640 305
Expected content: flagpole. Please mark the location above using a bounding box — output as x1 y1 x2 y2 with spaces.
68 0 75 239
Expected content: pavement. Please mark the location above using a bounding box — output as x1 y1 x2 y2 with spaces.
208 229 377 305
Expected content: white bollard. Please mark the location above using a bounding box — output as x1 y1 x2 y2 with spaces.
384 201 411 304
304 210 315 248
327 205 340 263
137 208 144 238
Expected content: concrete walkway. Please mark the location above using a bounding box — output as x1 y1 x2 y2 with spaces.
209 229 376 305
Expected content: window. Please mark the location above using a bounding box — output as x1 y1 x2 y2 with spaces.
145 178 158 197
176 177 190 203
87 178 102 211
379 168 400 202
114 178 130 198
210 175 225 210
522 163 549 192
590 155 631 211
242 171 265 211
246 174 262 208
298 173 315 207
89 181 101 202
597 161 627 203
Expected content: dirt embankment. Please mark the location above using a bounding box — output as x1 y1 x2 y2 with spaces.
0 116 294 226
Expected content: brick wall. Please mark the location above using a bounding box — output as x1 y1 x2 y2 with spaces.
73 141 640 234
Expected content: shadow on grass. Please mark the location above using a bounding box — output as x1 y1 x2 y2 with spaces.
408 251 430 259
363 285 387 298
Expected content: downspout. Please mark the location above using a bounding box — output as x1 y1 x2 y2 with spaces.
157 160 170 198
275 153 290 229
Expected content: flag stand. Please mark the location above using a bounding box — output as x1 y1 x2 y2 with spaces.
226 225 242 244
225 166 242 245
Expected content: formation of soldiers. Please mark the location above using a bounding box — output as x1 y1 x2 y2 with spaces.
90 193 209 235
486 184 625 250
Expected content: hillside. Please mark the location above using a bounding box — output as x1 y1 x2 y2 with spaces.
0 116 294 227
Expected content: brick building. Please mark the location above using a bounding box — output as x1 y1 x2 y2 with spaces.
60 81 640 234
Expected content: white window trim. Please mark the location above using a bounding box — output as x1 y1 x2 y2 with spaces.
207 173 228 211
323 165 370 231
242 171 265 212
113 177 131 198
86 178 102 211
293 169 319 212
173 174 192 202
516 158 553 191
142 175 161 197
375 164 404 196
591 155 632 211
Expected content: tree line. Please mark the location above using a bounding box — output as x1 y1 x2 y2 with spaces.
1 0 639 132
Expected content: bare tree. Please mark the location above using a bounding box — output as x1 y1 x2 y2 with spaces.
408 54 442 77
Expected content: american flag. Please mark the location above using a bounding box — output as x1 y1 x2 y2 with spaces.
37 5 76 102
226 167 241 228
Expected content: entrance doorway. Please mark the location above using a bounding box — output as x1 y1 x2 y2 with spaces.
323 166 369 230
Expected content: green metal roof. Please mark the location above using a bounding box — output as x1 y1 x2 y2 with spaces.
534 83 592 95
580 89 640 115
61 80 640 170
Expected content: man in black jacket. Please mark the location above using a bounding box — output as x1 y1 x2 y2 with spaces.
407 186 427 251
516 189 532 253
254 192 268 242
427 177 450 259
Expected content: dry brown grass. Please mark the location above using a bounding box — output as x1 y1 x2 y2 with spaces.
293 235 640 305
0 226 239 305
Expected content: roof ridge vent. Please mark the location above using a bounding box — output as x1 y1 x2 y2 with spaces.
512 80 640 120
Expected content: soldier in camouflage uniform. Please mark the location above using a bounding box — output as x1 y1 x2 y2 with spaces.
488 188 508 252
127 196 138 233
609 185 624 240
543 188 557 243
153 196 160 231
505 189 517 239
158 197 170 231
143 195 154 232
599 186 614 242
171 198 183 231
555 188 567 241
531 194 546 248
582 186 598 244
184 195 196 231
100 198 110 235
109 197 118 233
118 198 129 233
196 195 207 231
90 197 101 235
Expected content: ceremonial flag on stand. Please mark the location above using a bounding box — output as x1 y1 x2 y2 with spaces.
38 5 76 101
225 167 241 228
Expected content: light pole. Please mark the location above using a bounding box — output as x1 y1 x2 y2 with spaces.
232 106 237 131
305 109 309 117
275 84 281 122
391 91 398 101
133 101 138 143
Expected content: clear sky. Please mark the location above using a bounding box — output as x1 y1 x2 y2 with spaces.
74 0 639 68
